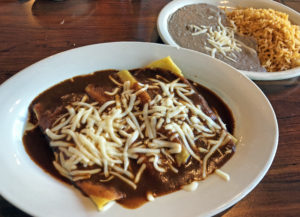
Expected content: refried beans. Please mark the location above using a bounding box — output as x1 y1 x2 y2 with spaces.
168 3 266 72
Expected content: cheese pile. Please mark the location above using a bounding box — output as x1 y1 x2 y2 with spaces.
187 16 257 63
45 71 233 189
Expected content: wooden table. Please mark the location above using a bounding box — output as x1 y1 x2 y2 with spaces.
0 0 299 216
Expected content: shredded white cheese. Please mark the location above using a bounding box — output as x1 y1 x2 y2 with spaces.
146 192 155 202
46 72 235 190
215 169 230 181
182 181 199 192
187 15 253 62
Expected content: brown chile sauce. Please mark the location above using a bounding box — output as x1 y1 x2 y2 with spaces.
23 69 235 209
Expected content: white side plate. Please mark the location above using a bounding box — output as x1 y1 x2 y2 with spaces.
157 0 300 80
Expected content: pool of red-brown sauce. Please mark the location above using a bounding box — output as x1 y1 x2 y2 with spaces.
23 69 235 209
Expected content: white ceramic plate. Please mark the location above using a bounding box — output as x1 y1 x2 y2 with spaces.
157 0 300 81
0 42 278 217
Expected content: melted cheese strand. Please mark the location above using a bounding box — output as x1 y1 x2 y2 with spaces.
143 104 154 139
202 131 226 178
147 192 155 202
104 87 120 96
121 94 136 117
50 141 73 147
110 171 137 190
70 169 101 176
100 175 114 182
129 112 143 138
215 169 230 181
112 165 134 179
150 155 166 173
98 100 115 114
53 161 70 179
109 75 122 86
134 163 147 183
45 129 66 140
123 131 139 171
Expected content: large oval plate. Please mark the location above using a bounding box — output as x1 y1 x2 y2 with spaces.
157 0 300 81
0 42 278 217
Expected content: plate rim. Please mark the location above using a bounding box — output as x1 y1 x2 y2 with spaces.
0 41 279 217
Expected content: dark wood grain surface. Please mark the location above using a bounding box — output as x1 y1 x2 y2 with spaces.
0 0 299 216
